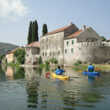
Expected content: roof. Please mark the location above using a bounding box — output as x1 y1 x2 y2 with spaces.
26 42 40 48
45 23 78 36
65 30 83 39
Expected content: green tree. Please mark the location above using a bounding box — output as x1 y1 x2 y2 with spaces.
27 21 33 44
32 20 39 42
42 24 48 36
14 48 26 64
34 20 39 41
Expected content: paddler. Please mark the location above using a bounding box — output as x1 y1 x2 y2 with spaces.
55 66 65 75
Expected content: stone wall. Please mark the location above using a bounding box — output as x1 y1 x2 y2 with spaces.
40 32 64 64
25 47 40 65
64 40 110 65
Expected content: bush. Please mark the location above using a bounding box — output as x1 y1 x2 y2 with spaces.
14 48 26 64
49 58 58 64
74 60 82 66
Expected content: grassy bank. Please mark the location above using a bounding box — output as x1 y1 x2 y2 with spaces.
73 64 110 72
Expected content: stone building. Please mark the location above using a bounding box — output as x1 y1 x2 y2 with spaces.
5 48 18 63
25 42 40 65
40 23 79 64
40 23 110 66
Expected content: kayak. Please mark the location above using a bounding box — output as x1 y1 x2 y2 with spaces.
83 71 100 77
51 72 69 80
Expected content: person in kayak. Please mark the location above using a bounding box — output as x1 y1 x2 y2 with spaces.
88 64 95 72
55 66 65 75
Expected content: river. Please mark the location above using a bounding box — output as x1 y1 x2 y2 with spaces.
0 65 110 110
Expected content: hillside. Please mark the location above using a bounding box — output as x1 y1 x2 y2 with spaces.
0 42 18 55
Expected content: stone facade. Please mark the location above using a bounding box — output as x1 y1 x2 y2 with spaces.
40 23 79 64
25 42 40 65
40 23 110 66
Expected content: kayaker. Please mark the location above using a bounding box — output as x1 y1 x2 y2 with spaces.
88 64 95 72
55 66 65 75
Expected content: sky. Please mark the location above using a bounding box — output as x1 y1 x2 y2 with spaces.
0 0 110 46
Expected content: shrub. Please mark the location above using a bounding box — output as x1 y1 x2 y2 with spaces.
74 60 82 66
50 58 58 64
14 48 26 64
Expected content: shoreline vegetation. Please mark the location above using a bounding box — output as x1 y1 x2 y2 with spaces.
73 63 110 73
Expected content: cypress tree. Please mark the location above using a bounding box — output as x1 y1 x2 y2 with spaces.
32 21 35 42
42 24 48 36
34 20 39 41
27 21 32 44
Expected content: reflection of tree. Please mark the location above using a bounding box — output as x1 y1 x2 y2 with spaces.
81 92 104 103
14 67 25 79
25 67 40 108
0 65 6 81
40 90 48 109
26 80 39 108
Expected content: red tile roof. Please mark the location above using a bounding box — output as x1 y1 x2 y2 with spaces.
26 42 40 48
45 23 78 36
66 30 83 39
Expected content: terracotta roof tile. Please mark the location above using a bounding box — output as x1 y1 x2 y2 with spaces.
45 23 78 36
26 42 40 47
66 30 83 39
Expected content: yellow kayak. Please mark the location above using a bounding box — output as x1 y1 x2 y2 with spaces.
51 72 69 80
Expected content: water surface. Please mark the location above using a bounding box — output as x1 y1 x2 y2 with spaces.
0 66 110 110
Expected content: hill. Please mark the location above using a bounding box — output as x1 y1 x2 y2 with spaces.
0 42 18 55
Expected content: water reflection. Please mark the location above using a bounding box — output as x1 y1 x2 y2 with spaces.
0 65 110 110
25 67 41 108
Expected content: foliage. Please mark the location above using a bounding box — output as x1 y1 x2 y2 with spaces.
42 24 48 36
14 48 26 64
27 21 33 44
74 60 82 66
14 67 25 79
38 56 43 64
27 20 39 44
0 54 5 61
49 58 58 64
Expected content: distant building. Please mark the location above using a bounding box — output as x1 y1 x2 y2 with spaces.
5 48 17 63
25 42 40 65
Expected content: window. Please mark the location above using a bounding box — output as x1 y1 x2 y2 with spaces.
67 41 69 46
71 48 74 53
72 40 74 44
65 49 67 54
43 52 44 56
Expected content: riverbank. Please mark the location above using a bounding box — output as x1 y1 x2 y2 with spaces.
73 64 110 72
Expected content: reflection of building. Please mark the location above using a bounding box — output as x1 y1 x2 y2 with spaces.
5 49 17 63
25 42 40 65
25 67 40 108
5 66 14 80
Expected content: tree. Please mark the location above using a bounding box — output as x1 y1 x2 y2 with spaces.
32 20 39 42
14 48 26 64
27 20 39 44
34 20 39 41
27 21 32 44
42 24 48 36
